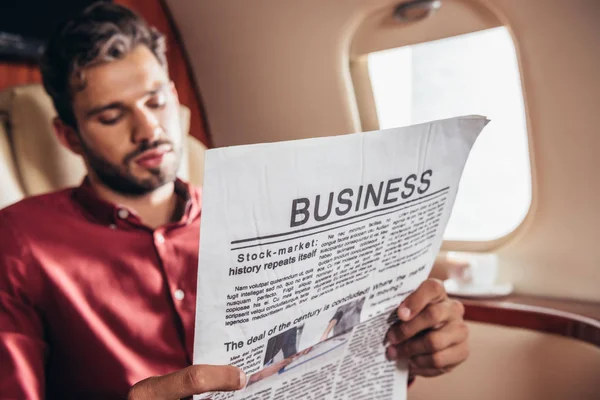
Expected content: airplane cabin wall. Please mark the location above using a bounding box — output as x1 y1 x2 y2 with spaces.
0 64 42 92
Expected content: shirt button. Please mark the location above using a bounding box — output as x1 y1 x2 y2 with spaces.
109 224 117 230
117 209 129 219
155 233 165 244
174 289 185 301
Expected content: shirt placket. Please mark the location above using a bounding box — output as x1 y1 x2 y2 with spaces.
113 206 189 311
152 227 196 361
113 203 196 360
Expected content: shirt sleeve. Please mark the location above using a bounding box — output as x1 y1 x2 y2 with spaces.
0 212 47 399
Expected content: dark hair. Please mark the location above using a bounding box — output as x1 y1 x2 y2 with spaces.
40 1 168 128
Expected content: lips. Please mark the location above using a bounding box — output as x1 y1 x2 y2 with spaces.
133 144 172 169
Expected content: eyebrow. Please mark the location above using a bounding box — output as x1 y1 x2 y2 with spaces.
85 83 169 119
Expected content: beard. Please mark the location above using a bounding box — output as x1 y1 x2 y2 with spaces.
81 139 182 196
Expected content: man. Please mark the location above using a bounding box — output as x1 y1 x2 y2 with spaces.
320 297 366 341
0 3 469 399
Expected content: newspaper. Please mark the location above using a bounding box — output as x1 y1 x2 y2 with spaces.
192 116 489 399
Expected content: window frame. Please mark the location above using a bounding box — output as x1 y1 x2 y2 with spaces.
349 22 537 253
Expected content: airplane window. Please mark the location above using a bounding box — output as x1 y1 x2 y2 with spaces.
367 26 531 242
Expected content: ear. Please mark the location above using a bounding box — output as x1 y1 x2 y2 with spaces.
52 117 84 156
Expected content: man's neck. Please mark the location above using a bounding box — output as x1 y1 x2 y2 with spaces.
89 176 179 229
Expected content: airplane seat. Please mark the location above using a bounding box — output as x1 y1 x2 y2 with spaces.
0 84 206 209
0 114 25 207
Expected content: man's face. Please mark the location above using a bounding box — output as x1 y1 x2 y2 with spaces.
70 45 183 195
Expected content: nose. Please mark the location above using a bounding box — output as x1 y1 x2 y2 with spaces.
132 108 162 143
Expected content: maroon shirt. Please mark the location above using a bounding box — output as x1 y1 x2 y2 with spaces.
0 179 202 399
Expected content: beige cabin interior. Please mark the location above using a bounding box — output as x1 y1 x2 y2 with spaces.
0 0 598 399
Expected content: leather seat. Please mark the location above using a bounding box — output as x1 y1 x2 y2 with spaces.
0 84 206 209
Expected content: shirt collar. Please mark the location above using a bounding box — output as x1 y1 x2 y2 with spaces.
72 177 201 228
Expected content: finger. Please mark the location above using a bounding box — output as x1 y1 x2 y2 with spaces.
128 365 245 400
396 359 458 379
396 279 447 322
408 366 456 378
395 320 469 358
410 342 470 370
387 299 464 344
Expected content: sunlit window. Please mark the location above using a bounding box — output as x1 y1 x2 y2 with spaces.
367 26 531 241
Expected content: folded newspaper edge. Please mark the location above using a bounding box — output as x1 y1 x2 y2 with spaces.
192 115 489 400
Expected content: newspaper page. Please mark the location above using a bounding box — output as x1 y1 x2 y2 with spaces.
193 116 489 399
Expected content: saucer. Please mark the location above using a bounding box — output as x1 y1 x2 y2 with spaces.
443 279 513 298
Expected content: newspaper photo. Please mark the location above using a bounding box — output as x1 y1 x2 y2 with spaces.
193 115 489 399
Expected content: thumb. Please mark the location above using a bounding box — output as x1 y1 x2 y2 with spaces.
128 364 246 400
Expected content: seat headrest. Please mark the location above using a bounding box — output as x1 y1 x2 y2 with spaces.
0 84 195 197
0 84 85 196
0 115 25 208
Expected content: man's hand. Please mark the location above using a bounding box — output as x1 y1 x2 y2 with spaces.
128 364 245 400
385 279 469 378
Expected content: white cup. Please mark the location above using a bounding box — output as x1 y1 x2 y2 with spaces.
446 251 498 288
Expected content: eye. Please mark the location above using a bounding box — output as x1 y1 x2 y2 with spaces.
98 110 124 125
148 93 167 109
